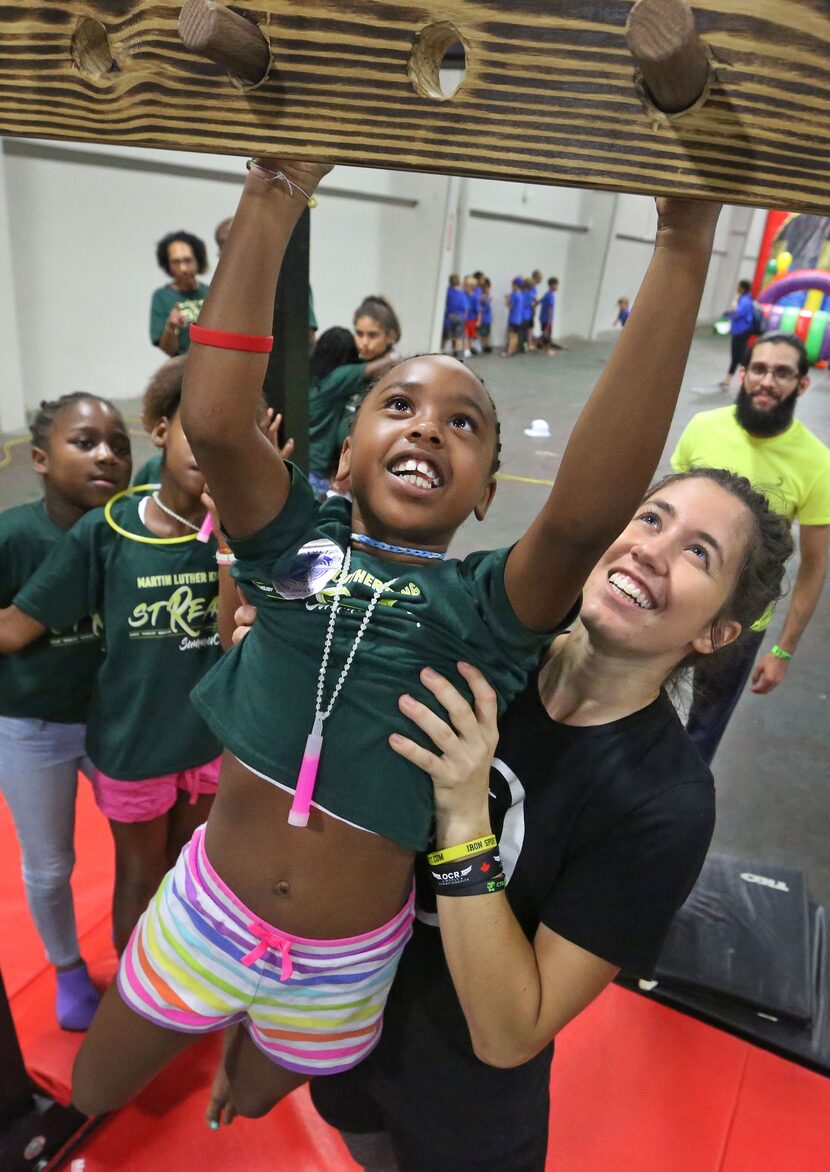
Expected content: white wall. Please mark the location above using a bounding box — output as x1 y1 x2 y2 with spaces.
1 138 450 412
0 150 25 431
0 136 760 427
591 195 756 337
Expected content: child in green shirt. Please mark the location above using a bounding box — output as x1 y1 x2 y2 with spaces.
0 361 223 954
0 392 132 1029
308 326 398 494
70 160 721 1124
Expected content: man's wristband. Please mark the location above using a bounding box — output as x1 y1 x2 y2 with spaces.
770 644 792 661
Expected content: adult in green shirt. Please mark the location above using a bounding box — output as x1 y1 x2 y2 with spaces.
150 230 210 357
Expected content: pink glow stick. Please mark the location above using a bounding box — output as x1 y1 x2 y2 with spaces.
288 717 324 827
196 513 214 543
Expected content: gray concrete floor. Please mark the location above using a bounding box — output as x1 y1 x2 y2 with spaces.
2 329 828 904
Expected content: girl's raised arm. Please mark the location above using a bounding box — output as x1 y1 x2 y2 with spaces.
504 198 721 632
181 159 330 541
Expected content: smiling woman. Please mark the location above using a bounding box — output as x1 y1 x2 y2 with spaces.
307 466 794 1171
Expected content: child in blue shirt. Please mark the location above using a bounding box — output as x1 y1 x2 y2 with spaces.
539 278 557 351
479 277 493 354
463 276 480 357
522 279 535 350
615 297 631 328
503 276 526 358
443 275 468 358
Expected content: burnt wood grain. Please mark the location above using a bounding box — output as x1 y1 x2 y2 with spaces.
1 1 830 211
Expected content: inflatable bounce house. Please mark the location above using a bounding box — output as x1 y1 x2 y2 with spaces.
747 211 830 364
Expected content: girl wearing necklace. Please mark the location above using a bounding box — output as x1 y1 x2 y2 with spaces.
70 158 721 1122
0 360 222 955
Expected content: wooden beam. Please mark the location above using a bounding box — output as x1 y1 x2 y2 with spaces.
2 1 830 212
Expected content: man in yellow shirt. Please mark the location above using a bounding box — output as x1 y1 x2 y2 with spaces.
672 332 830 763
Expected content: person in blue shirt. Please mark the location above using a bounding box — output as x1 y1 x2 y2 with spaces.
443 275 468 359
478 277 493 354
539 278 557 352
463 276 481 357
720 279 755 390
614 297 631 328
503 276 527 357
530 269 543 345
522 279 535 351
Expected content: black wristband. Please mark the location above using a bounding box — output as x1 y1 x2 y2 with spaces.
436 873 506 898
429 847 502 894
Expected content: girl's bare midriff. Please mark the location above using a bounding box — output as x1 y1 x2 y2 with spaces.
204 750 415 939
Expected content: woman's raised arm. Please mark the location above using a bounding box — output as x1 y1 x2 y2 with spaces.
504 197 721 632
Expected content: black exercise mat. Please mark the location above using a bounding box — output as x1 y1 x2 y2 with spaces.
618 905 829 1077
650 853 813 1025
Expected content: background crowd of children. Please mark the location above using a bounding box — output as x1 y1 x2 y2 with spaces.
444 270 565 360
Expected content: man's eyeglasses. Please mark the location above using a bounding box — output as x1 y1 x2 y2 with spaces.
746 362 800 384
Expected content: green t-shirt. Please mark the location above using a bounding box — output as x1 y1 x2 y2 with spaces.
308 363 366 476
192 468 565 850
149 282 209 354
335 386 371 454
133 453 163 487
0 501 103 723
14 495 222 779
672 407 830 629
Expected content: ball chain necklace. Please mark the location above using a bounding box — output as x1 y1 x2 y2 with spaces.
289 546 396 827
151 492 204 534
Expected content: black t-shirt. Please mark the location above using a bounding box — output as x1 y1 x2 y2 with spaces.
311 673 715 1171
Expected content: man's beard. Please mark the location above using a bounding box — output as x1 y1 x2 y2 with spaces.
735 384 799 437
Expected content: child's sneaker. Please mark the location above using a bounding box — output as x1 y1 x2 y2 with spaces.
56 961 100 1031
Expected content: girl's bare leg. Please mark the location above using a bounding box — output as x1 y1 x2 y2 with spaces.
217 1024 309 1120
108 816 169 953
72 981 197 1115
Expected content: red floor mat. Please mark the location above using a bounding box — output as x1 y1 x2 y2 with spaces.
3 786 829 1171
550 985 750 1172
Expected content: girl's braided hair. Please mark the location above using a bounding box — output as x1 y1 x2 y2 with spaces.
29 392 121 449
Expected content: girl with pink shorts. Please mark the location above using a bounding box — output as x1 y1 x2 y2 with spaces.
0 358 222 953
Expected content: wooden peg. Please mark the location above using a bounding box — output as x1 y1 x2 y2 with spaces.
626 0 710 115
179 0 271 85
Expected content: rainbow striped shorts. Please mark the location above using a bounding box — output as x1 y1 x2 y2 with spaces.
117 824 415 1076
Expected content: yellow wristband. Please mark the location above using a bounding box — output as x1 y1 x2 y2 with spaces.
427 834 498 866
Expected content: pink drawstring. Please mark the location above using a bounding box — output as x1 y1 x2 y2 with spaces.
240 923 294 981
